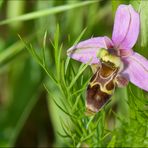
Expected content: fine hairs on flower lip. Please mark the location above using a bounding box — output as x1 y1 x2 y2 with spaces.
67 4 148 92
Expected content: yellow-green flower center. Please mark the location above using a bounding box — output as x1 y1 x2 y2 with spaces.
97 48 122 68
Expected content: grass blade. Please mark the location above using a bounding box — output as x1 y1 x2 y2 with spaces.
0 1 97 25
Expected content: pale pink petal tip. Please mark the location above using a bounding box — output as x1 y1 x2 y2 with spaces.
67 36 113 64
122 53 148 91
112 4 140 50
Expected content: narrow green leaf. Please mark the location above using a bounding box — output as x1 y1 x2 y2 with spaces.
107 135 116 148
73 28 87 45
53 25 60 79
138 1 148 54
65 28 86 75
20 36 58 85
0 0 3 8
0 35 32 67
0 1 97 25
0 58 43 146
68 63 88 90
44 84 76 119
42 30 48 66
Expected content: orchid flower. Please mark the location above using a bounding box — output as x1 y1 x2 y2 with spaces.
67 4 148 113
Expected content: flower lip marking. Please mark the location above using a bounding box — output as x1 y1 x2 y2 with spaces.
86 53 120 113
67 4 148 113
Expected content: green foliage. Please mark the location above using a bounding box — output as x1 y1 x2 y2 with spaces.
0 57 44 146
25 24 148 147
0 0 148 147
24 26 110 147
0 1 96 25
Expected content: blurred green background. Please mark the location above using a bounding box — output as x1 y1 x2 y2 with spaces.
0 0 148 147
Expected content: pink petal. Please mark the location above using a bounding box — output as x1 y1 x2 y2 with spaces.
112 5 140 50
118 48 134 57
122 52 148 91
67 36 113 64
